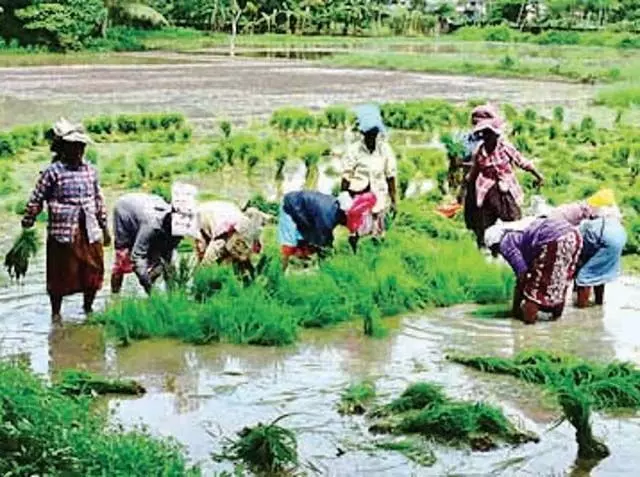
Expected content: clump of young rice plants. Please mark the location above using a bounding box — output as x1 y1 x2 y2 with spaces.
271 107 317 133
374 438 436 466
449 350 640 461
4 228 41 280
54 369 146 396
338 380 376 415
367 381 537 451
215 416 298 474
0 361 200 476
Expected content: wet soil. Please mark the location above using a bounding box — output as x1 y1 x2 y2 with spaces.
0 55 595 128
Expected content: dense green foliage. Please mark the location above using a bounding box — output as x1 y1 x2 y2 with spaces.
0 361 199 475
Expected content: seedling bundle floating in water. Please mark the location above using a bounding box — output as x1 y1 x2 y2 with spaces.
215 415 299 474
447 350 640 461
4 229 41 281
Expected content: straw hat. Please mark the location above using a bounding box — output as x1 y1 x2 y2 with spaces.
53 118 93 144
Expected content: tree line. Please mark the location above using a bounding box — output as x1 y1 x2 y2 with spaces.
1 0 639 51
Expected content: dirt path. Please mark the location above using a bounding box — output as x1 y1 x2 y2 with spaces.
0 56 595 128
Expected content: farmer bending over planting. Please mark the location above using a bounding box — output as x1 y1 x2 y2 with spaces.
466 115 544 248
195 201 271 278
341 104 397 240
22 119 110 323
111 192 192 294
485 217 582 324
538 189 627 308
278 190 376 271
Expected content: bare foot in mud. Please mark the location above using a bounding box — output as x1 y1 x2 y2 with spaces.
52 314 63 326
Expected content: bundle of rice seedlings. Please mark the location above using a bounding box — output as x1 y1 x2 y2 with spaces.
556 381 610 460
215 415 298 473
4 229 40 280
338 380 376 415
369 381 538 450
372 382 446 417
54 369 145 397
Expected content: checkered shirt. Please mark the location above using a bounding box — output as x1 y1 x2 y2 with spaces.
23 161 107 243
474 140 533 208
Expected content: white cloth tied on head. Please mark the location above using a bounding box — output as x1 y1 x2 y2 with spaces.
484 217 536 248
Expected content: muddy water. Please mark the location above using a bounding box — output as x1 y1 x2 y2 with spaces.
0 56 595 128
1 247 639 475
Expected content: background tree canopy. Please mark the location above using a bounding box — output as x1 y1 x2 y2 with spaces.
1 0 640 51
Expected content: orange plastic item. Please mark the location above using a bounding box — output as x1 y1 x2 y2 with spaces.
436 203 462 219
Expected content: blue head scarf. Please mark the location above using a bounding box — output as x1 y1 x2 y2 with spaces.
355 104 385 134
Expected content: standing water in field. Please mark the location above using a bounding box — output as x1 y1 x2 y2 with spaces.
1 251 639 475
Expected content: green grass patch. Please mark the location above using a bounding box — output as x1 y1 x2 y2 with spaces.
0 361 199 476
596 84 640 108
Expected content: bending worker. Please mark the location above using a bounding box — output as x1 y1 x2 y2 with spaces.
111 192 187 294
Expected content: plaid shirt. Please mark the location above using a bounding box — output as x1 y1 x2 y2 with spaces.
23 161 107 244
474 140 533 207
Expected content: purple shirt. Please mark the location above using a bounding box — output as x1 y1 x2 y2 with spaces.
499 218 575 276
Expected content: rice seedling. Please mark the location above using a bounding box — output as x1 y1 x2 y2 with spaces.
374 438 436 466
215 415 298 474
368 381 537 450
54 369 145 396
556 380 610 460
0 361 200 476
338 380 376 415
4 229 41 280
470 304 512 319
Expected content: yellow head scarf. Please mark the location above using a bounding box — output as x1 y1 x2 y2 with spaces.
587 188 616 208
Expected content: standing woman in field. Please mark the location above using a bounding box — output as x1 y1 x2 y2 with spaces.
485 218 582 324
341 104 397 239
466 117 544 247
22 119 110 323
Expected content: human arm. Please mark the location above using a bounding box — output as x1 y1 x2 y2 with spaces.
384 144 398 213
93 170 111 246
506 142 544 187
130 224 159 294
499 232 529 279
340 145 357 190
22 167 55 228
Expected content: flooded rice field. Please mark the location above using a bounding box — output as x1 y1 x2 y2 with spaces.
0 53 595 128
1 252 639 475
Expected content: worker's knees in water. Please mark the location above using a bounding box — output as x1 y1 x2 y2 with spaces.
576 286 591 308
521 300 539 325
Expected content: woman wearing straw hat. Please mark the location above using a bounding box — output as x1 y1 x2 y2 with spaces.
22 118 111 323
466 118 544 247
